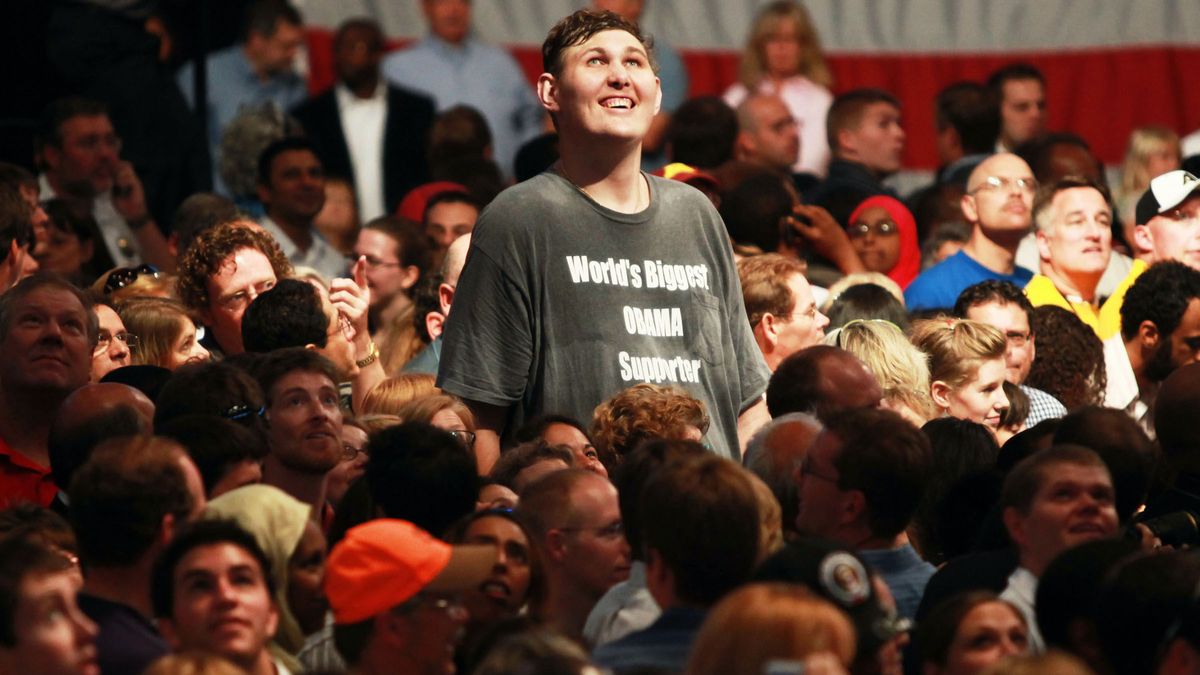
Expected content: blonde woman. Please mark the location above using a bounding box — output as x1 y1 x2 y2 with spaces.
724 1 834 175
359 373 438 415
1116 125 1181 234
910 319 1009 433
685 583 856 675
826 319 936 427
116 297 210 369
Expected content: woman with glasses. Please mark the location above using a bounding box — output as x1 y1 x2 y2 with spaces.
846 196 921 288
116 297 210 370
391 393 480 467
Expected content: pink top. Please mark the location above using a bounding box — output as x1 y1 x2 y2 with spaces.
724 75 834 177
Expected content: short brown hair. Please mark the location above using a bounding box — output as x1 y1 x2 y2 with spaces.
541 9 655 78
590 383 709 466
1032 175 1112 233
738 253 807 328
517 469 604 539
0 272 98 346
826 88 901 156
1000 444 1109 516
490 441 575 492
175 222 292 314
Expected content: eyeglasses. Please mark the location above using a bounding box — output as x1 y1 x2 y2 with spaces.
448 429 476 446
103 264 160 294
847 220 898 238
798 457 838 484
970 176 1038 195
329 313 356 342
395 592 466 618
221 404 266 421
559 521 624 539
1005 330 1033 348
95 330 138 353
341 443 367 461
348 254 402 270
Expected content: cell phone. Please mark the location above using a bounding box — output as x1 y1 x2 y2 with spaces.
779 211 812 249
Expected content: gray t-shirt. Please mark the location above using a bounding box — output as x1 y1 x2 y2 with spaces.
437 171 769 459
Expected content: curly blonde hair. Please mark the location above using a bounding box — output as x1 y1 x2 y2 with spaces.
909 318 1007 390
590 384 709 467
826 319 936 422
175 222 292 314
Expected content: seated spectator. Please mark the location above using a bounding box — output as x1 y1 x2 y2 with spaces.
512 414 607 478
518 469 630 641
324 519 497 675
738 253 830 372
744 413 822 542
1131 169 1200 270
0 537 98 675
117 297 209 370
754 538 913 675
444 509 544 657
794 408 934 619
910 318 1010 435
590 384 709 470
1025 306 1106 411
846 196 921 288
151 520 284 675
423 190 479 259
999 446 1119 653
686 583 855 675
365 422 477 536
203 485 326 671
824 282 910 330
593 455 761 674
390 394 479 469
359 373 438 415
156 416 268 499
733 94 803 179
37 198 111 287
490 442 574 494
825 318 934 427
585 439 707 647
765 345 883 420
93 263 175 302
1096 550 1200 675
89 296 133 383
913 419 1000 565
917 591 1029 675
1115 126 1181 231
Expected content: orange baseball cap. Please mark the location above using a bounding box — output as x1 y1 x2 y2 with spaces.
324 519 497 624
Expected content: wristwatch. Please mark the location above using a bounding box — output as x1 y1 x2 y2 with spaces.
355 341 379 368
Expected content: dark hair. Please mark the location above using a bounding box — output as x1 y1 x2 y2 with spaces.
718 171 793 253
765 346 874 420
999 380 1029 430
1053 407 1156 523
154 361 268 442
256 136 319 188
823 408 931 538
825 284 909 331
171 193 245 256
1000 444 1107 515
362 216 433 273
410 272 443 344
422 191 480 226
667 97 738 169
1025 306 1106 410
0 272 99 345
444 508 546 611
489 441 574 492
1121 260 1200 341
69 436 196 567
1036 538 1139 652
986 62 1046 94
241 279 328 353
0 181 31 266
151 519 276 619
953 279 1035 320
0 504 77 557
1097 551 1200 675
38 97 108 150
641 455 760 606
0 538 74 646
242 0 302 41
1017 132 1103 185
935 82 1000 156
365 422 478 536
157 415 270 495
612 438 707 562
826 88 901 155
914 418 999 565
48 402 149 492
249 347 340 406
512 414 592 446
918 591 1021 669
42 198 112 284
428 106 493 166
542 9 654 78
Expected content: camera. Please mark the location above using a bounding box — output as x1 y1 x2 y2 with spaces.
1127 510 1200 548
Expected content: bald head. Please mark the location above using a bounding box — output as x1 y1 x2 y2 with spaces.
1157 363 1200 464
441 233 471 286
736 95 800 172
962 152 1036 240
965 152 1032 193
766 346 882 420
48 383 155 491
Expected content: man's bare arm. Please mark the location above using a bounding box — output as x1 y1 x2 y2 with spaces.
737 398 771 460
463 398 510 476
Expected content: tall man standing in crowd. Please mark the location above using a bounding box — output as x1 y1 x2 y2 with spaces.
438 10 770 471
987 63 1047 152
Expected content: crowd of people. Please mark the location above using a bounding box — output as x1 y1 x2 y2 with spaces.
2 1 1200 675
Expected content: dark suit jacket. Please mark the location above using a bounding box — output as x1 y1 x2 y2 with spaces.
292 83 436 213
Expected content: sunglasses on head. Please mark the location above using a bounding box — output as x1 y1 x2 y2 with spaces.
104 264 160 294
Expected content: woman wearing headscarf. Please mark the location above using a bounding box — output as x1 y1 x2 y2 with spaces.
846 195 921 288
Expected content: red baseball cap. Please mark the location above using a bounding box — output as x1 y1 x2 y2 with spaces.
396 181 470 223
324 519 496 624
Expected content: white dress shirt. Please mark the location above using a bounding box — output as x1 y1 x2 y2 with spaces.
335 82 388 221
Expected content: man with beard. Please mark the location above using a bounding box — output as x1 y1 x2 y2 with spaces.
1105 261 1200 439
290 18 436 221
252 348 345 517
255 138 344 281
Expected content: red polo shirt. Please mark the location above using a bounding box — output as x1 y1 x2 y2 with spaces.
0 436 57 507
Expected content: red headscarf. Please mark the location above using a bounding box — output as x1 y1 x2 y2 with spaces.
847 195 921 289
